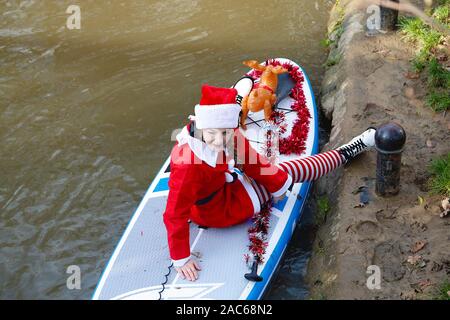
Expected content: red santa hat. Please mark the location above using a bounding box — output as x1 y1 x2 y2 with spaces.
193 84 241 129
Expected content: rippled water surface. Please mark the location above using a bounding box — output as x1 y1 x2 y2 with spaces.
0 0 332 299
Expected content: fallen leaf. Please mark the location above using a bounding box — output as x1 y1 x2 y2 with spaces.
418 279 432 290
405 72 420 79
314 279 323 286
418 196 425 206
407 255 422 265
431 261 443 272
400 290 416 300
404 87 415 98
411 240 427 254
359 188 370 205
410 98 424 109
441 198 450 218
436 52 448 62
377 49 391 57
441 198 450 210
352 186 366 194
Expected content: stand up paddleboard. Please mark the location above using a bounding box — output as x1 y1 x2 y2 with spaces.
93 58 318 300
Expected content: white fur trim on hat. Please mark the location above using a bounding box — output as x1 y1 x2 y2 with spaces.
194 104 241 129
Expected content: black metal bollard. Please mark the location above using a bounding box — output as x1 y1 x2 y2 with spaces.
375 122 406 196
380 0 400 31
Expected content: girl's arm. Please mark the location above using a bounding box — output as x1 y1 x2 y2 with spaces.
234 128 292 197
163 158 202 266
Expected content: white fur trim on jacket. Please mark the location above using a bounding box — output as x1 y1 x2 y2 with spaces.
176 126 219 167
271 173 292 197
194 103 241 129
172 256 191 268
224 159 236 182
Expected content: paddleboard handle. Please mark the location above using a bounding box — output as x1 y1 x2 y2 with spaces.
245 261 263 282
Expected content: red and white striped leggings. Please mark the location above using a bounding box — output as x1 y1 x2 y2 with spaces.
250 149 344 205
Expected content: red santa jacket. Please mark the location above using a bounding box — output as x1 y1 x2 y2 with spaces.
163 122 291 265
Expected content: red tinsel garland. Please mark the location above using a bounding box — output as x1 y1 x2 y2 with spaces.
248 59 311 156
244 59 311 267
245 200 273 265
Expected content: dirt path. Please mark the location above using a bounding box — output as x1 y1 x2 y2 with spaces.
306 0 450 299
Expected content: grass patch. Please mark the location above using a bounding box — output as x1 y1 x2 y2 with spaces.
426 90 450 112
331 0 346 34
398 16 444 61
322 24 344 50
324 53 342 68
428 152 450 196
315 196 331 225
398 3 450 112
333 22 345 40
433 4 449 24
315 243 326 256
432 279 450 300
322 0 345 50
321 38 333 48
427 57 450 88
411 52 428 72
398 17 427 43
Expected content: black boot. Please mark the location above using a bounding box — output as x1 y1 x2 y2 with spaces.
337 127 376 162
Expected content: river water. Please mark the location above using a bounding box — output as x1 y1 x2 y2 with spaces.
0 0 332 299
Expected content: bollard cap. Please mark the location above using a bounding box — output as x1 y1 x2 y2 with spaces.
375 122 406 154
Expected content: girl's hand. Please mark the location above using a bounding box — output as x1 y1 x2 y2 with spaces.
175 259 201 281
273 192 287 204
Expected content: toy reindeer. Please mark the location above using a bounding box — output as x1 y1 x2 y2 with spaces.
240 60 288 129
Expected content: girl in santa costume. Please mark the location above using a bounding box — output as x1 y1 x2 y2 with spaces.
163 82 376 281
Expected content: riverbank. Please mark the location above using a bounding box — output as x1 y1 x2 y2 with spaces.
306 0 450 299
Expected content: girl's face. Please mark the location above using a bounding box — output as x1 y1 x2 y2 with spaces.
202 128 234 153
